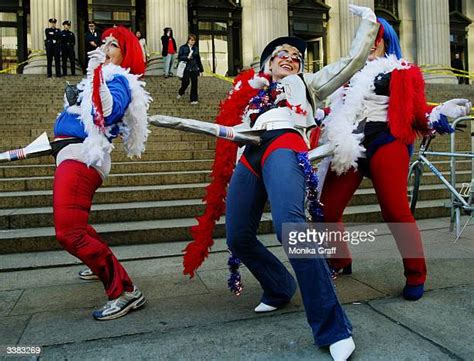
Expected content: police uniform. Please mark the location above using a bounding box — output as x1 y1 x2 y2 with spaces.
60 20 76 76
45 18 61 77
85 25 101 69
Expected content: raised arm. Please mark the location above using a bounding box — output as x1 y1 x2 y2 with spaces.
303 7 379 100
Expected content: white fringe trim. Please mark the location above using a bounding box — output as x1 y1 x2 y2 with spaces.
320 55 410 176
77 63 151 166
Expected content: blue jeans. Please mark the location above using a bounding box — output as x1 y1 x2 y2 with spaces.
226 149 352 346
164 54 175 76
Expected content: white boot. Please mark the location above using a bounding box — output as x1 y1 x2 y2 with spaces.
329 337 355 361
254 302 278 313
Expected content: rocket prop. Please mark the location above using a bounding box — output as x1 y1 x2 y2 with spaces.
149 114 261 146
148 114 335 161
0 132 52 163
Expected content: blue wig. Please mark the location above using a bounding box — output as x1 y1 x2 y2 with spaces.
377 17 402 59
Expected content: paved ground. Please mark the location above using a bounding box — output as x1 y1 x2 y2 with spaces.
0 217 473 360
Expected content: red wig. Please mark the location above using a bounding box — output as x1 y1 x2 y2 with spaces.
101 26 145 75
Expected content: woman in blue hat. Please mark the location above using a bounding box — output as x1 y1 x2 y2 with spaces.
182 5 379 361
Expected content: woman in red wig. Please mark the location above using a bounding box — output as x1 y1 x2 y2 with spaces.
52 26 151 320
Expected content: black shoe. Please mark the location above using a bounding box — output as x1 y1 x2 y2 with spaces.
329 263 352 280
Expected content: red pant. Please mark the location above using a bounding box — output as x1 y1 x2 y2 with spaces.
320 140 427 286
53 160 133 299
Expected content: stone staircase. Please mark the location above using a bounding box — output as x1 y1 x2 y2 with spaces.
0 75 472 254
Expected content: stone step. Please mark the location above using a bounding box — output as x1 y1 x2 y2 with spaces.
0 170 212 192
0 213 272 254
0 157 469 179
0 130 214 142
1 164 468 192
410 182 472 203
0 139 215 152
0 183 208 208
0 163 470 194
0 149 216 165
0 159 213 177
0 199 207 229
348 181 469 207
1 180 466 230
0 199 452 254
359 170 471 189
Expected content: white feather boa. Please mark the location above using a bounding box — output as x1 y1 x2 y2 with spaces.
319 55 410 176
77 63 151 166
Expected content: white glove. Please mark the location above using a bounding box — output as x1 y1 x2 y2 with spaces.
436 98 472 119
87 48 106 75
348 4 377 22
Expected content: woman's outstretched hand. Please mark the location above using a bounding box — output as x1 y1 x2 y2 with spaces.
348 4 377 22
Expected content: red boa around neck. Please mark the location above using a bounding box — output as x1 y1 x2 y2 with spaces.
183 69 262 277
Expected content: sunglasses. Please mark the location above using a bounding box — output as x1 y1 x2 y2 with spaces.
273 50 302 64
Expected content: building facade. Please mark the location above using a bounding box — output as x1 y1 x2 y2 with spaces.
0 0 472 83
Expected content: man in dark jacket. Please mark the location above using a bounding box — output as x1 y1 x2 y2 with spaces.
60 20 76 76
45 18 61 78
177 34 204 104
161 27 177 77
84 21 100 70
451 53 466 85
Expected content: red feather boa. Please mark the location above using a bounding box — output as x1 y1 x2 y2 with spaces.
387 65 433 144
183 69 261 277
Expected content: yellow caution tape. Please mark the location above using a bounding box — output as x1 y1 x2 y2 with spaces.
203 71 233 83
0 51 43 74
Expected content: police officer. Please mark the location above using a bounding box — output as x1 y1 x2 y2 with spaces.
60 20 76 76
45 18 61 77
84 21 100 70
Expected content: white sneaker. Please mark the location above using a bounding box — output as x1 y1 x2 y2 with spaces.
78 268 99 280
329 336 355 361
176 94 182 99
190 101 199 105
254 302 278 313
93 286 146 321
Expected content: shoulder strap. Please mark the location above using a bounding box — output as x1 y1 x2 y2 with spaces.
297 73 316 114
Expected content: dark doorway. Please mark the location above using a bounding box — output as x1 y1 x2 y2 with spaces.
0 0 28 73
288 0 329 72
188 0 242 76
449 4 472 84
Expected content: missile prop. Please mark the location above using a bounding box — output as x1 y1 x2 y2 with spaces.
0 132 52 163
148 114 335 161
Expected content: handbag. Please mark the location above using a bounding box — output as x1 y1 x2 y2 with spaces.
176 61 186 78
